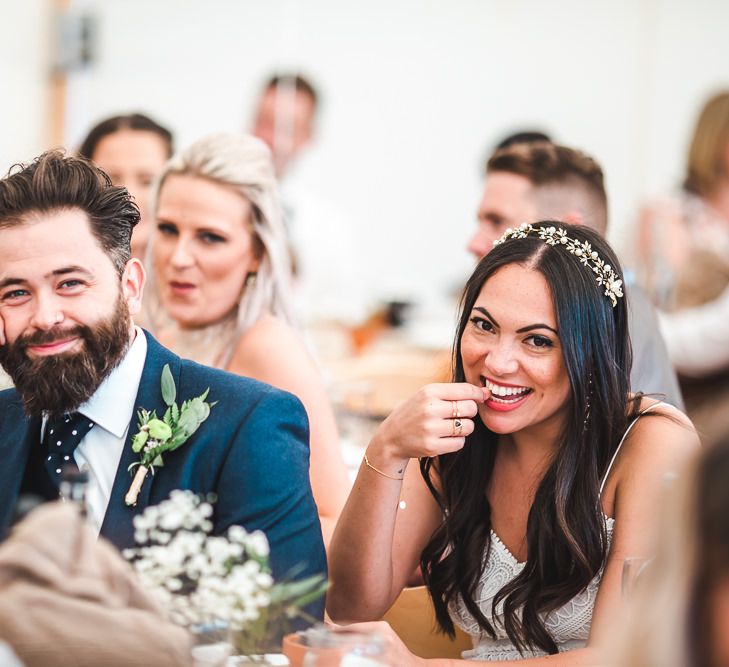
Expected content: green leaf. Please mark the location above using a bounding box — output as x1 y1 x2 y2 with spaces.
289 584 330 610
176 408 201 434
160 364 176 406
151 454 164 467
137 408 151 428
131 430 149 453
162 406 172 426
166 432 190 451
269 575 328 604
171 402 180 422
189 401 208 422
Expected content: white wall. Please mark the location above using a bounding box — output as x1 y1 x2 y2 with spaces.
0 0 51 165
3 0 729 309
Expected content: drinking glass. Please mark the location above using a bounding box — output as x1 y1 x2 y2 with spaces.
298 625 389 666
190 622 233 667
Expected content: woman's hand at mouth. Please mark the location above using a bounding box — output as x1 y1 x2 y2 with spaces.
364 382 491 474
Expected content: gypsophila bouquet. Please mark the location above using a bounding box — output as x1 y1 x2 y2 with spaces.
123 490 327 655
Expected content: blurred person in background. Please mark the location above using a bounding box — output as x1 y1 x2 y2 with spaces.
78 113 173 260
493 129 552 150
0 503 191 667
249 73 366 327
612 433 729 667
467 140 684 409
251 74 317 179
144 132 349 545
634 91 729 441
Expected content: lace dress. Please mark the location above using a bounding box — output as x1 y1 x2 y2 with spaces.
449 518 614 661
448 404 662 661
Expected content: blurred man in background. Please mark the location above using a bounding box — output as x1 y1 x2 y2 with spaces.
249 73 367 327
251 74 318 178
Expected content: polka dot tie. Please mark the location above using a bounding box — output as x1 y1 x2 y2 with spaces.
42 412 95 489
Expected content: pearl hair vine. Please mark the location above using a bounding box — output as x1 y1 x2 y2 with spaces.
493 223 624 307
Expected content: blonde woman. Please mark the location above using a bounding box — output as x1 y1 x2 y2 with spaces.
613 436 729 667
144 133 349 545
636 91 729 310
635 91 729 441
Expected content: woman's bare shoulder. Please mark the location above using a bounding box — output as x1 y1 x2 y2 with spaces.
632 395 695 428
228 315 316 381
619 395 700 474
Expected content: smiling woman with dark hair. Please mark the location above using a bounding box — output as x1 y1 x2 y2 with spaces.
328 221 699 664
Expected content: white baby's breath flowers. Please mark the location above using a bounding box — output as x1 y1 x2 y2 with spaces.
125 490 274 633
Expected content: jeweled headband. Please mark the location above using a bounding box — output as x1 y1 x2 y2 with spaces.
493 223 624 307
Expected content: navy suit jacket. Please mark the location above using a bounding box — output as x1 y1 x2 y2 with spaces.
0 331 326 618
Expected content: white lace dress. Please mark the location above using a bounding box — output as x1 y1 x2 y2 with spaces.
448 403 662 661
449 518 614 661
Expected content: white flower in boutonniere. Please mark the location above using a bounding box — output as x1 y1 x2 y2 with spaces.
124 364 216 506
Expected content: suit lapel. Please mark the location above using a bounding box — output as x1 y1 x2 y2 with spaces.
0 395 40 537
100 332 181 549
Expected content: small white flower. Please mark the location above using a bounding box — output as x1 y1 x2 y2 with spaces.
247 531 270 558
167 578 183 592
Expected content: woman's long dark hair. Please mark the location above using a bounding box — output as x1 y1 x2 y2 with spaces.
420 221 634 655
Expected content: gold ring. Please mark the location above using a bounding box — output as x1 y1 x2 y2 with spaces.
453 418 463 436
451 401 461 419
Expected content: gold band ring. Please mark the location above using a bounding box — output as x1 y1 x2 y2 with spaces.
451 401 461 419
453 418 463 436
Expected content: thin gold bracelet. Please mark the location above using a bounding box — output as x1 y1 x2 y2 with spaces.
364 452 405 481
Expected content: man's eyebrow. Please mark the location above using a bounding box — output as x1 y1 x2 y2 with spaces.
0 266 95 290
48 266 95 279
0 277 26 290
472 307 558 335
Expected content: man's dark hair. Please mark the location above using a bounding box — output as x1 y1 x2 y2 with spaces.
495 130 552 151
264 73 319 108
0 150 140 275
487 141 609 234
78 113 174 161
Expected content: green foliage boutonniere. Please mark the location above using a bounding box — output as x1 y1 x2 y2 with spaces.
124 364 216 506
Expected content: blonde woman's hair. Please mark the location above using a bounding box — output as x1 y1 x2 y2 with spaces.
685 91 729 196
612 438 729 666
145 133 296 363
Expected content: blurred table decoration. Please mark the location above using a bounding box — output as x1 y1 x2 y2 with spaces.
124 490 327 663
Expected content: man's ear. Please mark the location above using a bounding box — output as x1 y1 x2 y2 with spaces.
121 258 146 317
561 210 585 226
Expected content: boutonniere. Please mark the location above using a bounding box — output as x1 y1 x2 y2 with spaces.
124 364 216 506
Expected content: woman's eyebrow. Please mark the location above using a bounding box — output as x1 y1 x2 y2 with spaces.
472 306 498 326
472 306 558 335
516 323 558 335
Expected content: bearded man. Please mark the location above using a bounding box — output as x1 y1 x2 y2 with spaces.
0 151 326 615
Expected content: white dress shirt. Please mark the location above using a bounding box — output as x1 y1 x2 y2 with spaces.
658 284 729 378
44 327 148 533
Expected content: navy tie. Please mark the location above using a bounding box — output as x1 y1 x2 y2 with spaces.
42 412 95 490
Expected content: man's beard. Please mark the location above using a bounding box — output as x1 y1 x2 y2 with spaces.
0 295 132 418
